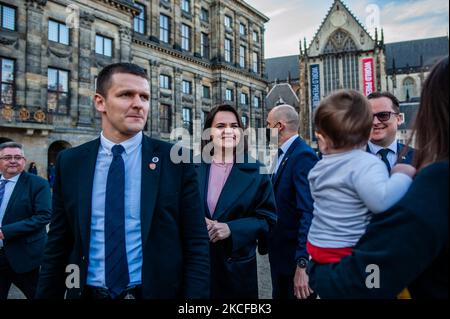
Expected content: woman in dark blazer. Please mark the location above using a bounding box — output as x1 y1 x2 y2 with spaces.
196 104 277 299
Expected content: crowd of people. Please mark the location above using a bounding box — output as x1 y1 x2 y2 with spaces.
0 56 447 299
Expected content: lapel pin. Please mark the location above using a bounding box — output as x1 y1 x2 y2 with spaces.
149 163 157 170
152 157 159 163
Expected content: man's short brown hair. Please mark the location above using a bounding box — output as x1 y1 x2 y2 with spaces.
314 90 373 149
367 91 400 113
96 63 148 98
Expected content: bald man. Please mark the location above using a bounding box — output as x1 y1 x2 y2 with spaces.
263 105 318 299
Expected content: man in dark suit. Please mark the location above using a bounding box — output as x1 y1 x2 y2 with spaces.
367 92 414 169
35 63 210 299
0 142 52 299
264 104 319 299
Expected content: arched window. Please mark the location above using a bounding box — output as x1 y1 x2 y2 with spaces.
403 77 416 101
322 30 359 96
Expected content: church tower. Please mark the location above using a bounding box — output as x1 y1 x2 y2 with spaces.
298 0 386 144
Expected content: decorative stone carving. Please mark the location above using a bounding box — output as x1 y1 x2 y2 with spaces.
360 30 365 45
0 33 18 46
80 12 95 28
182 96 194 103
159 0 172 12
160 92 172 99
26 0 47 11
150 60 160 67
48 45 73 58
19 107 31 121
33 109 46 123
119 26 132 41
1 105 14 121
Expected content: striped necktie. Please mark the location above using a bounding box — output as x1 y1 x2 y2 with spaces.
0 179 8 208
104 145 129 298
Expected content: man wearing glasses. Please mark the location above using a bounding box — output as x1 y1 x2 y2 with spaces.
367 92 414 171
0 142 52 299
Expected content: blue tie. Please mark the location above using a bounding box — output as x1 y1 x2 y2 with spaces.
0 179 8 208
278 148 284 159
105 145 129 298
378 149 392 173
272 149 284 182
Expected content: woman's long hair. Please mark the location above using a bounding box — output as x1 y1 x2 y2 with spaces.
409 56 449 171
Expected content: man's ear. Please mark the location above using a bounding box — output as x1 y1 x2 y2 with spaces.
315 131 324 142
315 132 329 152
94 93 106 113
396 112 404 125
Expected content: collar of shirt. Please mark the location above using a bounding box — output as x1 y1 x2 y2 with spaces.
0 172 21 184
100 131 143 156
368 140 398 155
280 134 299 155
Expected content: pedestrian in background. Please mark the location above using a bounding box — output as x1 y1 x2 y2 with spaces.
28 162 38 175
0 142 52 299
47 163 55 188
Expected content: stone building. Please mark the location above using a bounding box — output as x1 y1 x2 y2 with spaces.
265 55 299 110
265 0 448 146
0 0 269 177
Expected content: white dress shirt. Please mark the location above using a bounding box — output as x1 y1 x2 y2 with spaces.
368 140 399 168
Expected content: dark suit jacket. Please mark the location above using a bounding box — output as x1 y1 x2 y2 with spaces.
309 161 448 299
366 142 415 165
1 172 52 273
35 134 210 299
266 137 319 276
195 159 276 298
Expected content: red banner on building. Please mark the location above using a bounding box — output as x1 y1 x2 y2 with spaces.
362 58 375 96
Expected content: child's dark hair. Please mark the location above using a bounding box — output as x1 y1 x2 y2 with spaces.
314 90 373 149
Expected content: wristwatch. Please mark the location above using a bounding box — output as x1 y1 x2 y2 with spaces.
296 257 308 269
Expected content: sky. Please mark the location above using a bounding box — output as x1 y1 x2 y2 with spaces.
245 0 449 58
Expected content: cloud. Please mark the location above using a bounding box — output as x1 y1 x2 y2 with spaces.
265 8 289 18
245 0 449 58
382 0 449 23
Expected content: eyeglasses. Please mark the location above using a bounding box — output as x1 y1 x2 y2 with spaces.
0 155 25 162
373 112 399 122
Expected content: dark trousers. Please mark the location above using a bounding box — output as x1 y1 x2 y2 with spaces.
0 248 39 299
82 285 143 300
271 272 317 300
